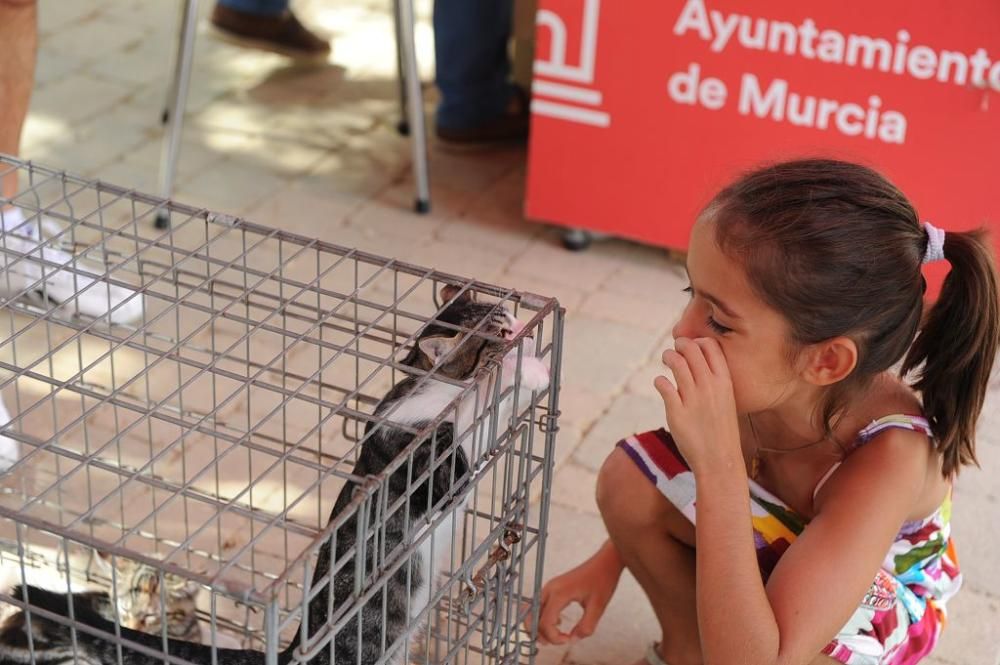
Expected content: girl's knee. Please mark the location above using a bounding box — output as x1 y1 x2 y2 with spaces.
596 447 663 527
597 447 697 545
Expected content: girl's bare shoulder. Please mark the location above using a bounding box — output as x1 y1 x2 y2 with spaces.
821 374 948 521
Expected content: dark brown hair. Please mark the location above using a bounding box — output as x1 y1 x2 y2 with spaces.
705 159 999 476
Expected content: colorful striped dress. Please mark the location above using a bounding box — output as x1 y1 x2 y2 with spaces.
617 415 961 665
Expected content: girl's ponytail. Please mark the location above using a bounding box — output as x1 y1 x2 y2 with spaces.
902 228 1000 477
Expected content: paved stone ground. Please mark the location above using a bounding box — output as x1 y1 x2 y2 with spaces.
9 1 999 663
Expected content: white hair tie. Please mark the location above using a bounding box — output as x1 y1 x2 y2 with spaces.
922 222 946 264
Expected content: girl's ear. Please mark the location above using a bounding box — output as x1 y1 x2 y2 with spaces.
801 336 857 386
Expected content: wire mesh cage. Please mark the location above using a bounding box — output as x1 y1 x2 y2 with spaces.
0 154 564 665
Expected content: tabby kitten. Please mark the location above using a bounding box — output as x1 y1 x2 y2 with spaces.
93 552 202 643
0 286 550 665
0 543 202 645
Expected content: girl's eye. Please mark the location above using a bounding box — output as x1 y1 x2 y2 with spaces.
685 286 731 334
706 317 732 335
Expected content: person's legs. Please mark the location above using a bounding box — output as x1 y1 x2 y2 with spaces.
597 448 704 665
433 0 522 135
0 0 38 206
0 0 143 324
600 447 849 665
211 0 330 58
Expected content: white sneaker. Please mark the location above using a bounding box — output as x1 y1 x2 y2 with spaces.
0 396 18 473
0 214 144 325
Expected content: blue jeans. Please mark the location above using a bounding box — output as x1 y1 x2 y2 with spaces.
217 0 287 15
218 0 514 129
433 0 515 130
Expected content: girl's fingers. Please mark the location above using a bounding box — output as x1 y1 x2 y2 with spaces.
654 375 681 410
571 595 605 639
692 337 730 378
674 337 711 381
661 349 694 396
535 588 574 645
529 586 549 637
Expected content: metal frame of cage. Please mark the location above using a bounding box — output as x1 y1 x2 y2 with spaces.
0 154 564 664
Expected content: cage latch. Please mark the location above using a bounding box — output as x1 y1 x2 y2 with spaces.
460 523 522 608
539 410 561 434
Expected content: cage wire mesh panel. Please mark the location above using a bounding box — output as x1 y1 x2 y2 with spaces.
0 155 564 665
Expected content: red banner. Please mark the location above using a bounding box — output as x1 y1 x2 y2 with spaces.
525 0 1000 256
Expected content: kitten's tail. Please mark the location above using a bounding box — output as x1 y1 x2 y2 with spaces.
0 586 267 665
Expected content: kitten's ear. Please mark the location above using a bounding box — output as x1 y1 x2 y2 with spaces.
418 335 461 364
440 285 475 304
94 550 113 573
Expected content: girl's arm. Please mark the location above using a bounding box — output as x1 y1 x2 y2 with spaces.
694 466 779 664
759 431 929 664
695 432 926 664
658 338 928 665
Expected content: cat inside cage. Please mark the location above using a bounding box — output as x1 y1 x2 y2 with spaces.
0 213 562 665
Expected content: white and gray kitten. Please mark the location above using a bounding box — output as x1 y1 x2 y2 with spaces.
93 552 202 643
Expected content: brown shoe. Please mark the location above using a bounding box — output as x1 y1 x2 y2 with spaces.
210 5 331 60
435 87 531 146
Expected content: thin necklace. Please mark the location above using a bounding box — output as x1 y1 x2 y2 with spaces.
746 414 843 480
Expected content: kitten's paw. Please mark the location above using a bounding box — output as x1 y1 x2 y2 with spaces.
516 357 550 393
201 624 242 649
519 334 537 357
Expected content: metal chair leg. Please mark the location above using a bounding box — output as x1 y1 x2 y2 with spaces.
155 0 200 229
392 0 410 137
395 0 431 214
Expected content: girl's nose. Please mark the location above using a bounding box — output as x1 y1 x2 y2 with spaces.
672 308 696 340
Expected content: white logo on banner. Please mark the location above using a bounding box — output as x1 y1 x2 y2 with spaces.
532 0 611 127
